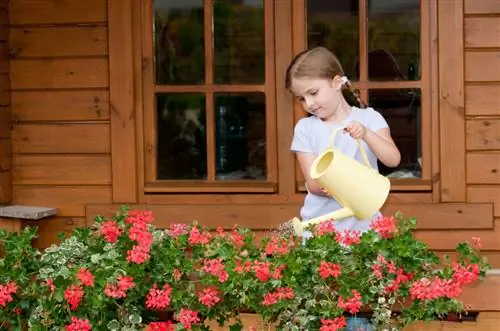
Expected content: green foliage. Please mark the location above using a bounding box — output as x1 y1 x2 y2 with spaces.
0 209 491 331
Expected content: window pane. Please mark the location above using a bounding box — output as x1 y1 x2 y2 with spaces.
368 89 421 178
213 0 265 84
154 0 205 85
307 0 359 80
367 0 420 81
156 93 207 180
215 93 266 180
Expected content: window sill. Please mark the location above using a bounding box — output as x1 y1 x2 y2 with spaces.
144 180 277 193
297 178 432 193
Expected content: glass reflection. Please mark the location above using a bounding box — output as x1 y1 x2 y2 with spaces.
213 0 265 84
215 93 266 180
368 89 421 178
367 0 420 81
156 93 207 179
154 0 205 84
307 0 359 80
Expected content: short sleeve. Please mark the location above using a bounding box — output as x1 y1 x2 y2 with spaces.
366 108 389 132
290 118 313 153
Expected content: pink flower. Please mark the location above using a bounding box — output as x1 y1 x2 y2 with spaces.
320 317 346 331
98 220 122 243
76 268 94 287
146 283 172 309
65 316 92 331
318 261 342 279
198 286 221 307
175 309 200 329
370 215 397 239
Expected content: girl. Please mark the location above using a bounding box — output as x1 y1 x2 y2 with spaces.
286 46 401 331
287 46 400 234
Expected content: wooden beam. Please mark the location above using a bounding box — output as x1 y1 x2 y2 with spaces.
85 202 493 231
107 0 137 203
438 0 466 202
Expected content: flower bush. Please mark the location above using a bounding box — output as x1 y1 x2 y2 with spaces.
0 207 491 331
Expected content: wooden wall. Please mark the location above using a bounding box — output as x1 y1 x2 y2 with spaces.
0 0 11 230
7 0 111 246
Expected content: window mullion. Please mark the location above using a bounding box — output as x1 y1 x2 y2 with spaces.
204 0 216 181
359 0 368 103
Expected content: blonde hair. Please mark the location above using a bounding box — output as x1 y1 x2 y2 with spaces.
285 46 365 108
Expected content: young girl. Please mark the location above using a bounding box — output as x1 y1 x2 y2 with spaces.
286 46 401 330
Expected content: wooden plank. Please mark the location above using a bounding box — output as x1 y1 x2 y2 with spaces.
0 74 10 106
9 0 107 25
466 52 500 82
107 0 137 203
415 220 500 251
0 170 11 203
438 0 466 201
465 17 500 49
468 185 500 217
143 192 432 205
467 153 500 184
0 42 8 74
14 186 111 217
0 138 11 171
10 59 108 89
466 119 500 150
85 202 493 231
465 85 500 116
12 155 111 185
11 90 110 121
465 0 500 14
10 27 107 58
382 203 493 230
12 123 110 154
23 216 86 249
0 105 9 139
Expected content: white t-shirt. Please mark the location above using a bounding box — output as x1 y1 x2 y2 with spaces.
290 106 389 234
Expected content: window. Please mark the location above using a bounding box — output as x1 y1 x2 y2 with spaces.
294 0 433 191
142 0 277 193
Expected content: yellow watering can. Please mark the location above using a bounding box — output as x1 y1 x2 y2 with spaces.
291 127 391 236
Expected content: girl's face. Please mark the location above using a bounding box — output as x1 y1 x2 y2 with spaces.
290 76 343 121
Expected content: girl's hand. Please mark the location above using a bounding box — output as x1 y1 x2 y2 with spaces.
345 121 366 140
320 187 332 197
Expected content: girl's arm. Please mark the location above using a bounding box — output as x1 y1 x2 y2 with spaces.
363 127 401 168
295 152 330 197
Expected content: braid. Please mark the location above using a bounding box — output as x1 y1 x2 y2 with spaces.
342 80 366 108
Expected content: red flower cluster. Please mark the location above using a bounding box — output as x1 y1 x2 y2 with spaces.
370 215 397 239
262 287 294 305
318 261 342 279
65 316 92 331
175 308 200 329
145 321 175 331
104 275 135 298
0 281 17 307
320 316 347 331
146 283 173 309
410 263 480 300
126 210 154 264
198 286 221 307
337 289 362 314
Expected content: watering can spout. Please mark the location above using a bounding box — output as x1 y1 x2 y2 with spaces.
291 207 355 236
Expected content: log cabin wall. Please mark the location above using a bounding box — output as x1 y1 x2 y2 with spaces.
0 0 11 230
8 0 111 246
4 0 500 313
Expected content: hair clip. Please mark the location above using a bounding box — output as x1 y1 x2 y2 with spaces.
340 76 349 85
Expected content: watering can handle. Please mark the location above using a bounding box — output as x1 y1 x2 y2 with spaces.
329 127 372 168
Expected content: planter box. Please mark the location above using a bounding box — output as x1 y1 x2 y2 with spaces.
204 312 500 331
